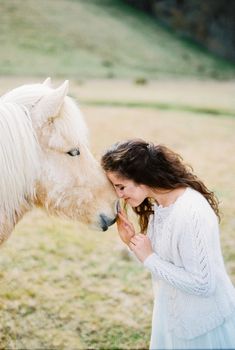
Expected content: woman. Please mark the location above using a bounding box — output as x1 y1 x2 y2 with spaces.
101 139 235 349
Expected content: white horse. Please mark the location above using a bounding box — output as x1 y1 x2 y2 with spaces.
0 78 117 245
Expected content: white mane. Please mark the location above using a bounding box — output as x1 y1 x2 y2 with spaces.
1 83 51 109
0 102 39 223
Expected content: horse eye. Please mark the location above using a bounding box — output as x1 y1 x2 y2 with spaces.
67 148 80 157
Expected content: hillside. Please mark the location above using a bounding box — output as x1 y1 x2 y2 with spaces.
0 0 235 79
123 0 235 63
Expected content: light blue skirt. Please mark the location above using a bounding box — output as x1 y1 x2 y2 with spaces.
150 297 235 350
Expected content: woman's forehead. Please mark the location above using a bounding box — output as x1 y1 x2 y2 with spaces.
107 171 129 184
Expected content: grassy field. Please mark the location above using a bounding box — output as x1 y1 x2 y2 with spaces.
0 0 235 80
0 77 235 349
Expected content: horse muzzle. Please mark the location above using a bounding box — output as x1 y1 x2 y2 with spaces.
99 214 116 231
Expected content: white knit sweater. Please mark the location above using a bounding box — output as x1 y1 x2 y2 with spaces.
144 187 235 339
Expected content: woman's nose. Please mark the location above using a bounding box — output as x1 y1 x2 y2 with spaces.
116 189 124 198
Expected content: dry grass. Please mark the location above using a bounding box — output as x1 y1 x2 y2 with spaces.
71 79 235 112
0 78 235 349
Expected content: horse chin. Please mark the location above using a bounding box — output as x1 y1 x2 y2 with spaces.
49 205 117 232
81 213 116 232
99 213 116 231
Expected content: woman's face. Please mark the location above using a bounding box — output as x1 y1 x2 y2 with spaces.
106 171 149 207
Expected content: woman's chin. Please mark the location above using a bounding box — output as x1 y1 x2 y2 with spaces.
125 199 133 206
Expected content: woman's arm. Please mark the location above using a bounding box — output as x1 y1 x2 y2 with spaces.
131 210 217 297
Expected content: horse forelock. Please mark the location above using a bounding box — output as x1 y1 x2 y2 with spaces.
58 96 89 146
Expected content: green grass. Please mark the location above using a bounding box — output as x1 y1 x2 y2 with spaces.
0 0 235 79
81 99 235 118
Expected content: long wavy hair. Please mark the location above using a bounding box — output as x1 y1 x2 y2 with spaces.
101 139 220 232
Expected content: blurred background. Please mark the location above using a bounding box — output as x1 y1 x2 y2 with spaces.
0 0 235 348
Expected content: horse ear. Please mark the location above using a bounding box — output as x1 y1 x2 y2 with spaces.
35 80 69 123
42 77 52 87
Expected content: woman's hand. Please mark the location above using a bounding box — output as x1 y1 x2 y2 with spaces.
116 209 135 245
129 234 153 263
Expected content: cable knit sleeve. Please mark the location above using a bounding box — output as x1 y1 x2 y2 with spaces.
144 203 217 297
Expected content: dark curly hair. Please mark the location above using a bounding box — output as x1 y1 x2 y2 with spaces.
101 139 220 232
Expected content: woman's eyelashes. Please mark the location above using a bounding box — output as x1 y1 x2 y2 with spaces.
114 184 125 192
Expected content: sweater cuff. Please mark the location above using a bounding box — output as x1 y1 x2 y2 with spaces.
143 252 159 271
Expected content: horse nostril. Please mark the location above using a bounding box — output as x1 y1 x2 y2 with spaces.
100 214 116 231
115 199 121 215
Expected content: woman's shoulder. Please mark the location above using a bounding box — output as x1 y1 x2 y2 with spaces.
178 187 212 207
173 187 218 224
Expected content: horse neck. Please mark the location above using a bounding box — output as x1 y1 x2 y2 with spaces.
0 203 30 245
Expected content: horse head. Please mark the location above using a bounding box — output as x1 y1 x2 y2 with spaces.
0 78 117 244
